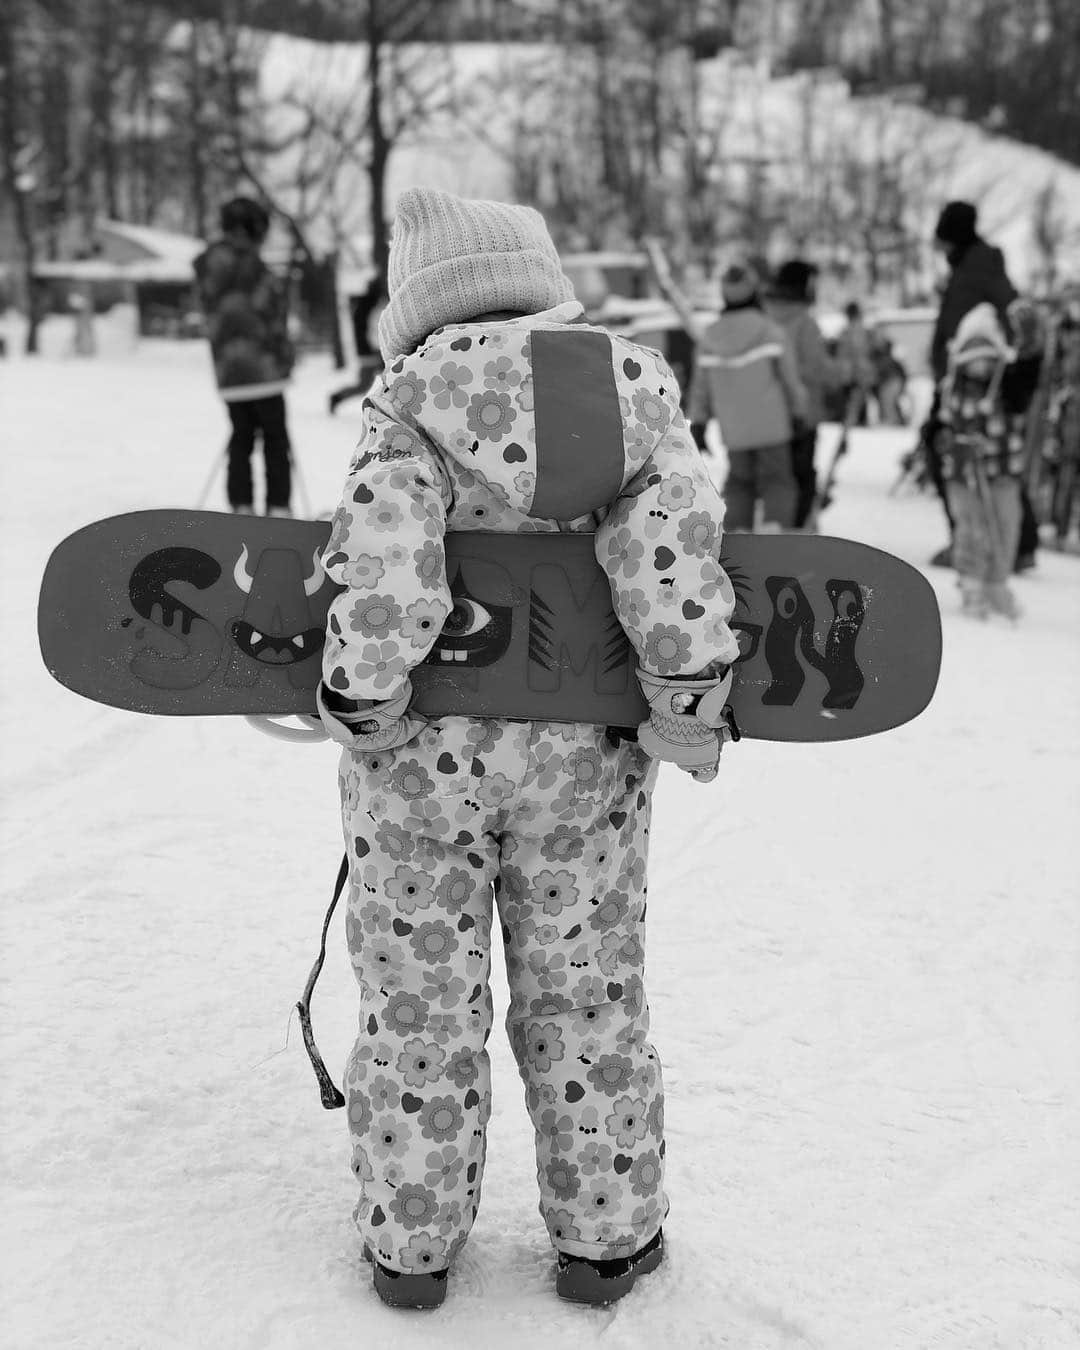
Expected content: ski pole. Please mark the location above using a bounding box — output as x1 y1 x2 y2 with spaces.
290 449 314 519
195 449 226 509
816 389 859 515
969 445 1008 580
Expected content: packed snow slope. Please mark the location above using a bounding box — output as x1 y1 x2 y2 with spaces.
2 338 1078 1350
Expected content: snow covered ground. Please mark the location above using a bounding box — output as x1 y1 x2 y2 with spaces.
2 338 1078 1350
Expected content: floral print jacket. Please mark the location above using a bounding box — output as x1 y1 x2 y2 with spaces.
321 300 740 711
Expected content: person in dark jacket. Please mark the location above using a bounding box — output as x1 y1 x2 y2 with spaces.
194 196 296 516
764 260 849 529
929 202 1016 381
923 201 1040 569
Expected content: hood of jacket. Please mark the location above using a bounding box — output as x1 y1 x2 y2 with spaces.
371 300 683 523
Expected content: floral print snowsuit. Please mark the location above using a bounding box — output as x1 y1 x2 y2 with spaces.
321 300 740 1272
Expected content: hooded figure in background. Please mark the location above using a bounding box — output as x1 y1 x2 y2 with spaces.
936 303 1026 619
315 187 741 1311
194 196 295 517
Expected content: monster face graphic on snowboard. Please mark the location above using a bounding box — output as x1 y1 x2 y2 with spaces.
38 512 941 741
424 557 517 673
122 542 328 695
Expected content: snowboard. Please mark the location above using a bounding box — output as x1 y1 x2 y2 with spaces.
38 511 941 742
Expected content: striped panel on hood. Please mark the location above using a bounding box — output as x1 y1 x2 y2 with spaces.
375 302 679 525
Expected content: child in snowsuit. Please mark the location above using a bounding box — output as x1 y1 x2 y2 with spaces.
687 261 807 530
936 303 1025 619
194 197 295 517
316 188 741 1309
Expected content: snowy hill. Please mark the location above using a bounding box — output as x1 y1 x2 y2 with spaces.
3 341 1079 1348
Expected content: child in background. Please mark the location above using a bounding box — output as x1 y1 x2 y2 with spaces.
194 197 295 517
316 188 741 1310
936 303 1025 619
687 261 807 530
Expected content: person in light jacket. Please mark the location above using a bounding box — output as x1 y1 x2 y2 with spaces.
764 260 849 528
687 262 807 530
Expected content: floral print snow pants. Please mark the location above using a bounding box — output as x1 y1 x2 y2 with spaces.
337 715 666 1274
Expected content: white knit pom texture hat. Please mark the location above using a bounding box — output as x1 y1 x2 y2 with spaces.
378 187 576 361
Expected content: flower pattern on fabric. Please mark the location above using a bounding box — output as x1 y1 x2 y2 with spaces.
337 721 667 1270
321 305 744 1275
321 306 737 705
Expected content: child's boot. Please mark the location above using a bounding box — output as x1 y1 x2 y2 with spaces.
555 1230 664 1307
958 577 989 619
986 581 1021 621
363 1243 448 1310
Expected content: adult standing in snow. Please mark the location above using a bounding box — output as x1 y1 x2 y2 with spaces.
687 260 807 529
764 260 849 529
923 200 1041 570
315 188 741 1310
194 196 296 517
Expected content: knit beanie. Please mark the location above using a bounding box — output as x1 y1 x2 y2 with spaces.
378 187 576 360
935 200 978 248
720 262 759 308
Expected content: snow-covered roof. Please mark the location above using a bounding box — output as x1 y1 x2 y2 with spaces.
94 220 204 281
96 220 205 265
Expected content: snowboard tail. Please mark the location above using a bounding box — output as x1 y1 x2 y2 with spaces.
38 511 942 742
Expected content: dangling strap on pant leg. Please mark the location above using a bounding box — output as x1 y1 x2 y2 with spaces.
297 853 349 1109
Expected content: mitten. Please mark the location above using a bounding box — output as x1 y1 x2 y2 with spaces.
636 667 736 783
317 678 426 751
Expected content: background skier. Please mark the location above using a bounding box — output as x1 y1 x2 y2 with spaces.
764 259 849 529
935 303 1026 619
315 187 741 1310
194 196 296 517
687 260 807 530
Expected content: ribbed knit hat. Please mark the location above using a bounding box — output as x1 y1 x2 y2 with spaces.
720 262 759 307
378 187 576 360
